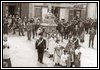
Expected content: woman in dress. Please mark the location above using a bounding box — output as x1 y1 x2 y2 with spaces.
48 35 56 58
54 39 63 66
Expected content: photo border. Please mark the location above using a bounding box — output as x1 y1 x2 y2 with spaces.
1 1 99 69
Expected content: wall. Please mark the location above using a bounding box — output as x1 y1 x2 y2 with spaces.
65 8 69 22
87 3 97 19
21 3 29 20
42 7 48 22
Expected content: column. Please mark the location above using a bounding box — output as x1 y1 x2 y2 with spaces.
42 7 48 22
87 3 97 19
31 3 35 18
29 3 35 19
65 8 69 22
28 3 32 19
60 8 66 20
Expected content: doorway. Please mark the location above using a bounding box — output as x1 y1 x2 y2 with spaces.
8 5 15 15
51 7 60 20
74 10 81 19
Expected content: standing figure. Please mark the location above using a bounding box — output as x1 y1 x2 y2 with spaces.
73 25 79 36
68 32 72 41
3 35 12 67
56 23 62 34
26 21 32 40
85 20 89 34
91 19 97 30
18 18 24 36
65 22 69 39
48 36 56 58
60 50 71 67
23 16 27 31
89 27 96 48
69 42 75 67
60 19 65 42
31 19 35 38
35 33 46 64
7 15 12 31
12 22 16 34
74 46 81 67
35 19 41 36
3 19 9 34
72 36 79 49
54 39 62 66
63 20 67 39
78 22 85 43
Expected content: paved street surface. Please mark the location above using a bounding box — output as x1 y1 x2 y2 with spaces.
6 32 97 67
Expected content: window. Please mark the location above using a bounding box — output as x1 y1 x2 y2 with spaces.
60 8 66 20
35 6 42 21
42 7 48 22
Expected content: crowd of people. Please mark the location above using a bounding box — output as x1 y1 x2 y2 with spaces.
3 14 97 67
3 14 41 39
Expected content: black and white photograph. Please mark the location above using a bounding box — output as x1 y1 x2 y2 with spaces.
1 1 99 69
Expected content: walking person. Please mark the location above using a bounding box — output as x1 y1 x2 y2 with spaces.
35 32 46 64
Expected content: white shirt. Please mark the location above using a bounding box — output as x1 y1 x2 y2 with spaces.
75 49 80 55
3 47 10 59
60 53 69 66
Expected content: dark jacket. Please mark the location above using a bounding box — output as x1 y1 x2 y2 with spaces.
35 38 46 52
89 29 96 39
26 23 32 31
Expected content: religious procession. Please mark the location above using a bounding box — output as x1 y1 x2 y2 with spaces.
2 2 97 68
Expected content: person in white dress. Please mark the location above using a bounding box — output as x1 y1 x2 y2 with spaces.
54 39 62 66
48 36 56 58
60 50 71 67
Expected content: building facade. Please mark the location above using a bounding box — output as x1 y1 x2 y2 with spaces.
3 3 97 22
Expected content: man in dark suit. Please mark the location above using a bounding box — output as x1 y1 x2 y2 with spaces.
26 21 32 40
30 19 35 38
35 33 46 64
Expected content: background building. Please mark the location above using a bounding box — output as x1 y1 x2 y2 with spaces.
3 3 97 22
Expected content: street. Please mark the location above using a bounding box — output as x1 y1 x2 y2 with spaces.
6 32 97 67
